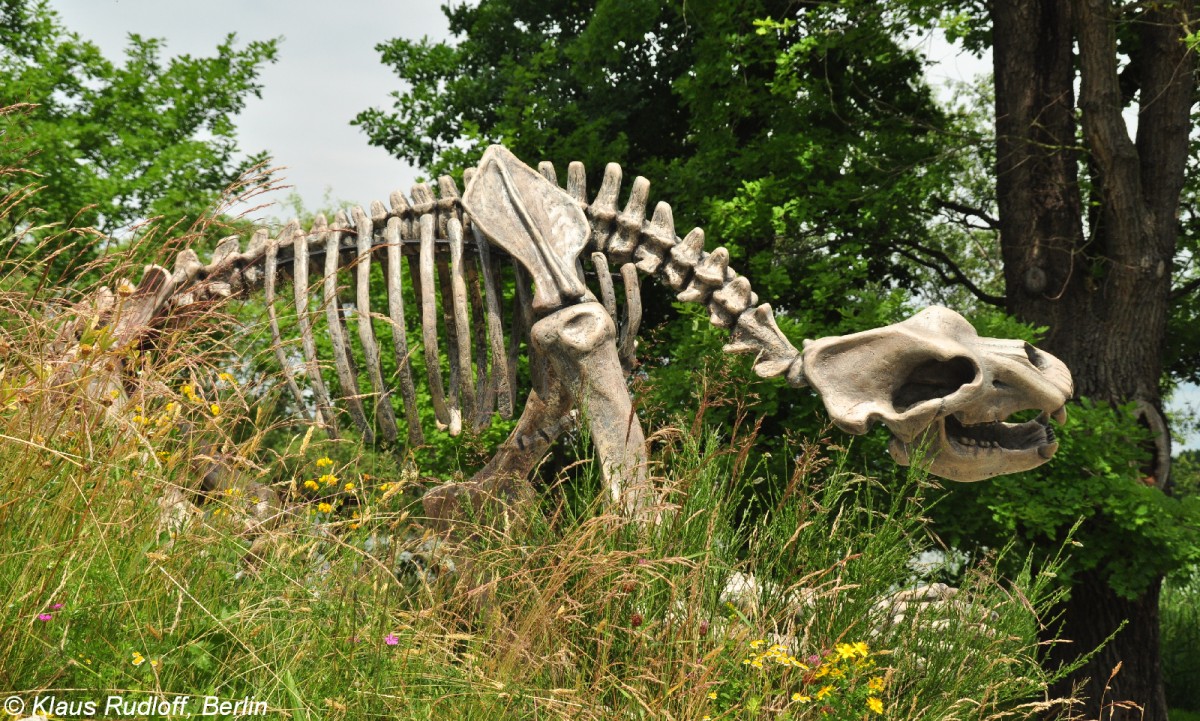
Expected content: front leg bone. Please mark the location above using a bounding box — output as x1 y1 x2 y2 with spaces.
532 302 652 517
422 353 572 532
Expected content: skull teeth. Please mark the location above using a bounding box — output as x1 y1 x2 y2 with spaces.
1038 442 1059 459
945 410 1058 453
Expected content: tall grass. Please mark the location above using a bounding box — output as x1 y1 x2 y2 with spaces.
1 307 1074 719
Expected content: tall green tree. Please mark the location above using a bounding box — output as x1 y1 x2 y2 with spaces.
0 0 277 276
354 0 962 352
929 2 1200 718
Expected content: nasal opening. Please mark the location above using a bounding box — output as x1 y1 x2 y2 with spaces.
892 356 979 413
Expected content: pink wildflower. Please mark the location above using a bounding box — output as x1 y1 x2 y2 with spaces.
384 633 399 646
37 613 52 621
51 603 64 610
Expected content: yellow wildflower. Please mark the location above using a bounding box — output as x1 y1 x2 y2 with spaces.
851 641 870 658
707 691 717 700
218 372 236 383
749 639 765 650
209 404 221 416
868 676 885 692
343 481 355 492
316 457 334 467
150 658 161 669
131 651 145 666
791 693 811 703
867 697 884 714
318 502 333 513
320 474 338 486
380 482 393 492
815 685 834 700
835 642 857 660
304 480 320 491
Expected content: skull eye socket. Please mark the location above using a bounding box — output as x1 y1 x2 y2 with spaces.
892 356 980 413
1024 342 1049 370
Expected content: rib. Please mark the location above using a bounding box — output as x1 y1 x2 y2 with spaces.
291 216 339 437
325 211 374 443
418 213 452 430
618 262 641 371
437 237 464 436
264 225 311 422
383 216 425 445
512 261 534 392
466 238 495 426
353 205 399 444
448 217 477 427
592 251 618 321
475 225 513 418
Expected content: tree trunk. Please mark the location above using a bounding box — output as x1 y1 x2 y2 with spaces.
1044 569 1167 720
992 0 1195 719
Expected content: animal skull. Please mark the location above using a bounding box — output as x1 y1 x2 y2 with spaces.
801 307 1073 482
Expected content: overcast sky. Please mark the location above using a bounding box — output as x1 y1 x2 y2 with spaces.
48 0 452 223
42 0 1200 450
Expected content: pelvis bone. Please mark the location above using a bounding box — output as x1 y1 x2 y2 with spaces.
801 306 1073 482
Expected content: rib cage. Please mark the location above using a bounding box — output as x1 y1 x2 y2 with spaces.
125 153 804 447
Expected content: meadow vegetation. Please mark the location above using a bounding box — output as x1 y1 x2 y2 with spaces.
0 240 1078 719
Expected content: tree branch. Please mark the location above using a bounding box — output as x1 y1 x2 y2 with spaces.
893 240 1007 307
1170 275 1200 302
935 197 1000 230
1073 0 1148 262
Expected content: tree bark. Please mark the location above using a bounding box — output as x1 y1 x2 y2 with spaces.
992 1 1195 719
